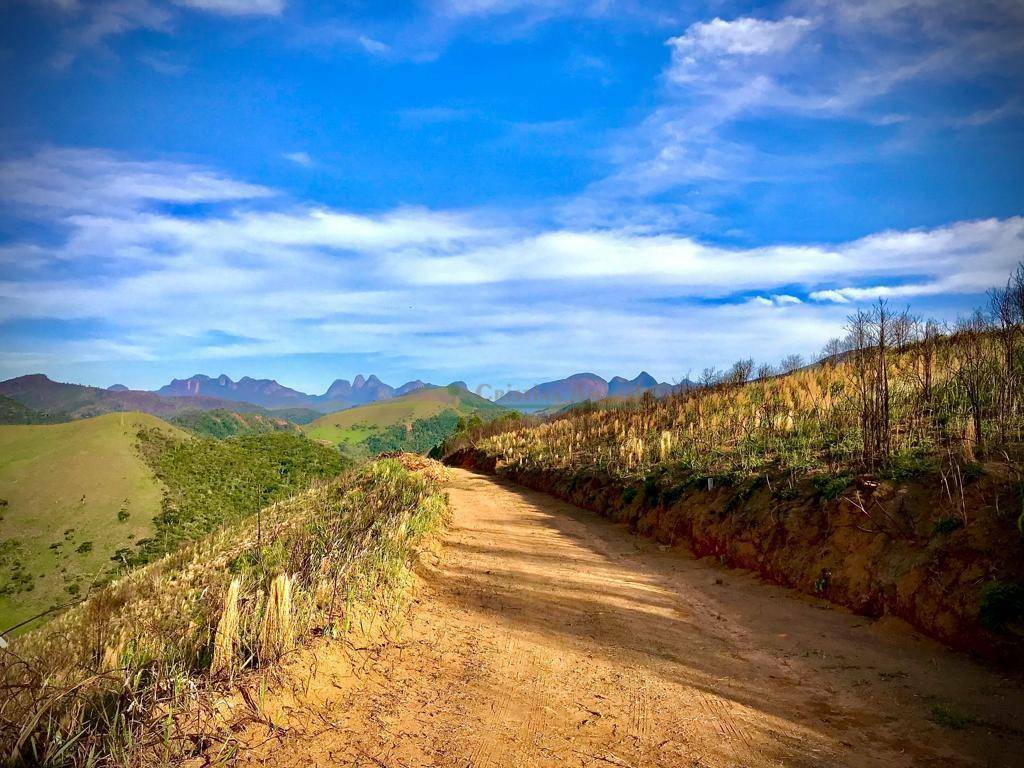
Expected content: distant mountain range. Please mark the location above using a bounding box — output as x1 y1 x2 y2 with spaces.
495 371 691 412
156 373 431 411
0 370 692 424
0 374 266 421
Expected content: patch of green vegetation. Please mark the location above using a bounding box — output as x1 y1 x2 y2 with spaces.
979 580 1024 632
812 472 853 500
364 411 461 455
170 408 302 439
0 539 34 597
135 429 348 562
930 702 972 730
879 448 939 482
0 395 68 425
932 516 963 535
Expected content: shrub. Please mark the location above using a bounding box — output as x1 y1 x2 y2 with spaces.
812 472 853 501
932 516 963 535
979 580 1024 632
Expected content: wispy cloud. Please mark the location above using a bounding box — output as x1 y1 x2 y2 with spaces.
172 0 284 16
582 1 1024 213
0 148 1018 383
282 151 313 167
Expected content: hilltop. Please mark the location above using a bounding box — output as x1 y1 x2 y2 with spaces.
0 412 186 634
169 408 304 439
304 385 506 456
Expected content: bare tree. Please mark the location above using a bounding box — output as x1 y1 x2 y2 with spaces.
700 367 722 389
755 362 775 380
725 358 754 386
779 354 804 374
819 337 848 366
989 276 1022 439
953 311 994 455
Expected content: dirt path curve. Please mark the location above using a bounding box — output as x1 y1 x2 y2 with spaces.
225 468 1024 768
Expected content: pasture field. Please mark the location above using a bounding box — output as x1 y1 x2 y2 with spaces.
0 412 186 634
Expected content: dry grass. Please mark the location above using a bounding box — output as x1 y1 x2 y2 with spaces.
449 331 1024 487
0 455 448 766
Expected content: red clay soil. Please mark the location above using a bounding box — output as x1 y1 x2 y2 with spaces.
446 449 1024 662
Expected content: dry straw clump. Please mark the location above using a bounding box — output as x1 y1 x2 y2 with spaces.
0 457 448 766
210 577 241 677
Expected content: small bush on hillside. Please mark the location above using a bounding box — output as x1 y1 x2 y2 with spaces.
930 702 972 730
932 516 964 536
812 473 853 501
979 580 1024 632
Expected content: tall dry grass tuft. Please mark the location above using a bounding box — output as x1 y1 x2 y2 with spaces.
258 573 293 664
211 577 241 677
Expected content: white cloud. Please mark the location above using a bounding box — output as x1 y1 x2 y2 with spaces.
282 151 313 166
585 2 1024 208
0 148 272 213
357 34 389 54
666 16 812 82
172 0 284 16
1 148 1019 383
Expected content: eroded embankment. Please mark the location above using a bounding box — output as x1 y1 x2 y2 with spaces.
446 448 1024 662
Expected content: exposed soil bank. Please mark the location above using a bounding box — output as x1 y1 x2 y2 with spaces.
447 448 1024 663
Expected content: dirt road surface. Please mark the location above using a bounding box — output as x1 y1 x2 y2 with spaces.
221 468 1024 767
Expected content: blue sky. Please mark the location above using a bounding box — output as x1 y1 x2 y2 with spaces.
1 0 1022 394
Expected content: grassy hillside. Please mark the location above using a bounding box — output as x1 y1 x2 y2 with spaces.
170 408 303 438
0 395 67 425
0 413 186 634
136 429 347 560
304 385 505 455
1 456 447 766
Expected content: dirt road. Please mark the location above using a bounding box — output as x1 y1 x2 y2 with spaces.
225 468 1024 767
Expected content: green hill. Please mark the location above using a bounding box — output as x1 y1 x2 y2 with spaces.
170 408 303 438
0 394 67 425
0 412 186 634
304 386 506 456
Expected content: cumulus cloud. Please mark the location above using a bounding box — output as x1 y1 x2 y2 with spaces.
666 16 812 82
587 2 1024 208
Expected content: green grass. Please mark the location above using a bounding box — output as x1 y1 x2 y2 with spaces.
303 386 505 455
0 413 187 635
0 395 67 425
135 429 348 562
169 408 302 439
